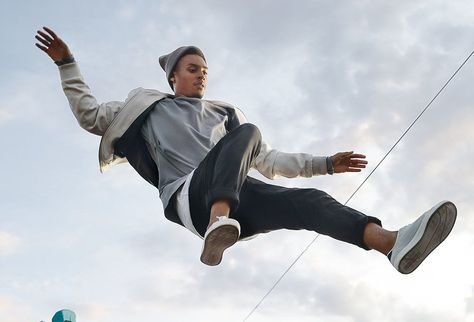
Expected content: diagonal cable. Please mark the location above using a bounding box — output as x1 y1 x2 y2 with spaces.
243 49 474 322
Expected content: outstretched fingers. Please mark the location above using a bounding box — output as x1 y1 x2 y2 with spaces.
346 168 363 172
347 154 368 172
349 153 366 159
35 42 48 53
347 164 366 172
34 26 74 62
43 26 58 39
35 28 53 53
35 34 50 47
349 158 368 165
34 27 59 51
331 151 368 173
37 29 53 43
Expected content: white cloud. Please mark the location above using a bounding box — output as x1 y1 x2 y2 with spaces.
0 231 21 256
0 107 13 124
0 71 68 129
1 1 474 322
0 296 12 311
78 304 110 321
467 287 474 315
116 3 137 21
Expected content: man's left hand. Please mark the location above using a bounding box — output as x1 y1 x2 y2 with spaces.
330 151 368 173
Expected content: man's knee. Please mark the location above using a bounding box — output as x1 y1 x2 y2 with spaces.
235 123 262 143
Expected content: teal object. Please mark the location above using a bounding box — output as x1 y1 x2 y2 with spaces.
52 309 76 322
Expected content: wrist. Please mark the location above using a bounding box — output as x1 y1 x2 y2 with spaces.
326 156 334 175
55 56 75 66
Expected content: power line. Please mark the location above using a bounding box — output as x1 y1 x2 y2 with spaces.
345 49 474 206
242 235 321 322
243 49 474 322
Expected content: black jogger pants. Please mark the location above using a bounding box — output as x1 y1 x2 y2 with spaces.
188 123 381 249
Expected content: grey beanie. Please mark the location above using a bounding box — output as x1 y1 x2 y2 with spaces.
159 46 206 89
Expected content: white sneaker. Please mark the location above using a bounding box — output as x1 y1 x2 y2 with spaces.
200 216 240 266
388 201 457 274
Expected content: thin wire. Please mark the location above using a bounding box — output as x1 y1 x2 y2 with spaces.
345 49 474 205
243 49 474 322
242 235 320 322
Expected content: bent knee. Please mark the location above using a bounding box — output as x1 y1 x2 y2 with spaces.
235 123 262 141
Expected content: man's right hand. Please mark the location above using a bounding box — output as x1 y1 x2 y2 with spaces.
330 151 368 173
35 26 73 63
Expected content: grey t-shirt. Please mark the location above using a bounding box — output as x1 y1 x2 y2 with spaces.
141 96 245 211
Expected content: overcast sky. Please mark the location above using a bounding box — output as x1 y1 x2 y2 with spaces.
1 1 474 322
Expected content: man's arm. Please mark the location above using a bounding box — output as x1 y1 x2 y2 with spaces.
256 143 367 179
226 106 367 178
255 141 329 178
35 26 124 136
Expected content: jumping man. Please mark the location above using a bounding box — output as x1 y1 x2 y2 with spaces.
35 26 456 272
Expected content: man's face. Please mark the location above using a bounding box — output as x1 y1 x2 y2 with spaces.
171 54 208 98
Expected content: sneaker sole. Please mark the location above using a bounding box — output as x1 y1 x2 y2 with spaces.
200 225 239 266
398 201 457 274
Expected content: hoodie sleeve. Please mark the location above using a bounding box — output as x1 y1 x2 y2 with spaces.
231 107 329 179
58 61 128 136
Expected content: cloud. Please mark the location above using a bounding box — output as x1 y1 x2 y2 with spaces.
0 231 21 256
0 296 12 311
0 70 69 130
467 287 474 314
121 223 469 321
1 1 474 322
0 107 13 124
76 303 110 321
115 3 137 21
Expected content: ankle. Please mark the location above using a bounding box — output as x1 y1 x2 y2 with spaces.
208 199 231 229
383 231 398 255
363 223 397 255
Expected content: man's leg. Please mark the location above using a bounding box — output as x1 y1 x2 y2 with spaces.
189 123 262 265
189 123 262 234
234 178 456 273
234 177 385 251
188 123 456 271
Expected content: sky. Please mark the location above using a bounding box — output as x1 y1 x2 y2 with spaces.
1 0 474 321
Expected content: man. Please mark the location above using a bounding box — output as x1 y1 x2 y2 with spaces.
35 26 456 273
